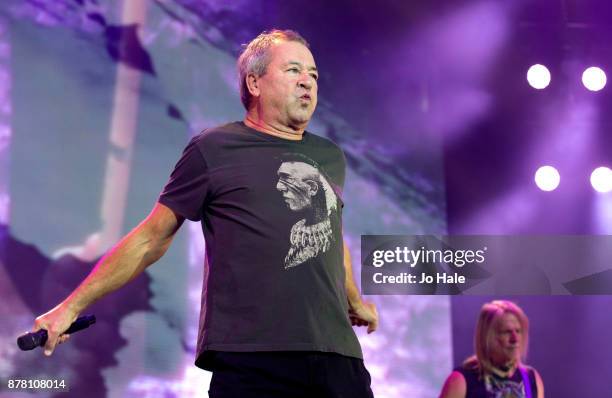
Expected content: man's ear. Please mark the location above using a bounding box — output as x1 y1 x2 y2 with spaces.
246 73 260 98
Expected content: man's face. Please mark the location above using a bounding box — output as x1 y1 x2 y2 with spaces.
255 41 318 128
490 313 523 367
276 162 319 211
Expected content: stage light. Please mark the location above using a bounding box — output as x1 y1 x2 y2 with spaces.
534 166 560 191
590 167 612 193
526 64 551 89
582 67 606 91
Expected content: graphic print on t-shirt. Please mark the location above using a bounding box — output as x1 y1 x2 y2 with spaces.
275 154 339 269
487 376 526 398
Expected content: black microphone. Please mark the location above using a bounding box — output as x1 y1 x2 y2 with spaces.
17 315 96 351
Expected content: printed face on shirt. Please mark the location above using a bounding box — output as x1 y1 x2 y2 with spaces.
255 41 318 128
276 161 319 211
275 159 337 269
490 313 523 367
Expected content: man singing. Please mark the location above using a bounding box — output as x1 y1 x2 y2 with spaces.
33 29 378 398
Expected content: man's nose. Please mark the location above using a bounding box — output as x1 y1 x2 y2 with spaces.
298 75 313 90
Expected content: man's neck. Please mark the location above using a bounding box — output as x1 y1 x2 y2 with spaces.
244 113 305 141
491 361 518 378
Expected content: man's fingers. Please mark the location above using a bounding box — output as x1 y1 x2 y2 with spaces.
58 334 70 344
43 330 74 354
366 317 377 333
44 338 57 356
33 304 80 356
32 320 54 355
43 329 63 356
349 302 379 333
365 302 378 334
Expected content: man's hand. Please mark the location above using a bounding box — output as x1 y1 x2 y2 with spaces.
343 240 378 334
348 301 378 334
33 303 79 356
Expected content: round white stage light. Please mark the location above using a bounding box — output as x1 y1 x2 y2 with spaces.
534 165 560 191
526 64 551 89
591 166 612 193
582 67 607 91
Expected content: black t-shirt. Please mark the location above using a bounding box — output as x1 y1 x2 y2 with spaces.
158 121 363 370
456 365 538 398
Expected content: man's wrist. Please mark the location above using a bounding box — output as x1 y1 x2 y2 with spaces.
348 296 364 311
61 296 85 316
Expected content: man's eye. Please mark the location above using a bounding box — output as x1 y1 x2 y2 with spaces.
310 74 318 81
288 68 299 73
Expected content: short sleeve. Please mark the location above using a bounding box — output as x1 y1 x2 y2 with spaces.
329 146 346 209
158 135 210 221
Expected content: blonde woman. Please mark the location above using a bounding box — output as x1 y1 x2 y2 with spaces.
439 300 544 398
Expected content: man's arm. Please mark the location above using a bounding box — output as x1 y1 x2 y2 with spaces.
535 368 545 398
343 240 378 333
438 371 466 398
33 202 184 356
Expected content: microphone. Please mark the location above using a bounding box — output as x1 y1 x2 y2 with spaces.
17 315 96 351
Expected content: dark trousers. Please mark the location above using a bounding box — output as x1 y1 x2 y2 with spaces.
208 351 374 398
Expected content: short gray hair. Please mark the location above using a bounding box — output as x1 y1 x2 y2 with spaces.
237 29 310 110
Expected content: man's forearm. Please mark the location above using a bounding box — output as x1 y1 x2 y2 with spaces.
343 240 363 309
63 220 171 314
34 203 182 356
343 239 379 333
